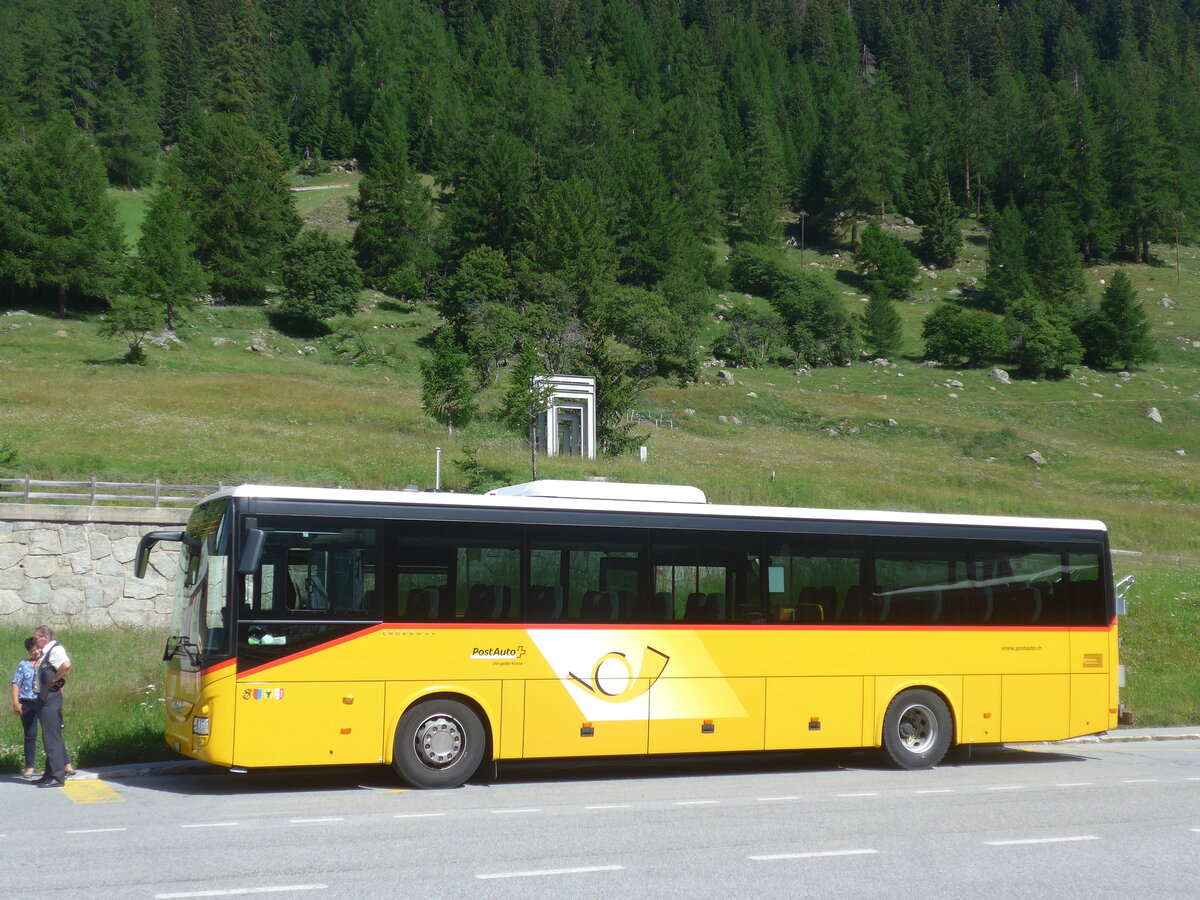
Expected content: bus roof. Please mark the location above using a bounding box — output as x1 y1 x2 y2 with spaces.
200 482 1108 535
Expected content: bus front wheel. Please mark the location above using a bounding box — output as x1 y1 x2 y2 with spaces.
393 698 486 789
881 689 953 770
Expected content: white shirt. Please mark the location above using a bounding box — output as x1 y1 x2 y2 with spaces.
42 640 70 671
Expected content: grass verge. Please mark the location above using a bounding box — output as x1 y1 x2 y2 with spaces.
0 626 175 772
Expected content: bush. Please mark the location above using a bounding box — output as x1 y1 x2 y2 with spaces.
922 304 1007 367
99 296 163 364
1006 298 1082 379
712 306 791 368
729 243 858 366
276 231 363 329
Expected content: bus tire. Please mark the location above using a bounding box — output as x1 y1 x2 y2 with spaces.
393 698 486 789
881 689 953 770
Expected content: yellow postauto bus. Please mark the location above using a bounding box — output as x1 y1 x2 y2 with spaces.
135 480 1125 788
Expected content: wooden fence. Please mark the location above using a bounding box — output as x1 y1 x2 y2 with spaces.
0 477 220 507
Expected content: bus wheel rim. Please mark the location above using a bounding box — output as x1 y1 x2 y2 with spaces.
897 704 936 753
415 714 465 767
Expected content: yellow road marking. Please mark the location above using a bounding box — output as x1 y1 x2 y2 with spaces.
61 779 123 804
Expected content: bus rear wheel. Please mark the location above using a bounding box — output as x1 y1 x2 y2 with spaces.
393 698 486 789
881 689 952 770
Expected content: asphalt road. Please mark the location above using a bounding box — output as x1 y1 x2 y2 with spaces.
3 735 1198 899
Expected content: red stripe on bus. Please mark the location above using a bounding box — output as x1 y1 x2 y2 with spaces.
233 620 1114 679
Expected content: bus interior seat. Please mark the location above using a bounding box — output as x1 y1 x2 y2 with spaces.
1070 579 1103 624
868 590 891 623
973 586 993 624
1011 586 1041 623
818 586 839 620
466 584 510 620
839 585 864 622
648 591 674 621
795 586 825 622
793 602 824 623
528 585 563 621
406 586 440 619
579 590 618 622
684 591 724 622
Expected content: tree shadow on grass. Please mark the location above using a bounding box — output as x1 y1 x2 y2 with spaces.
265 310 330 339
376 297 418 313
834 268 869 293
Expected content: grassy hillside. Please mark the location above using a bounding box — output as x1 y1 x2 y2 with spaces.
1 188 1197 725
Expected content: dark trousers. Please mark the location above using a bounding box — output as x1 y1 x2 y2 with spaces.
36 690 68 781
20 699 39 769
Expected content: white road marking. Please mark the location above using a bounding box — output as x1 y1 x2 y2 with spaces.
987 785 1024 791
585 804 632 810
394 812 445 819
913 789 953 794
837 792 880 797
491 808 541 814
155 884 326 898
985 836 1100 846
758 796 802 802
752 849 879 861
476 865 624 880
182 822 239 828
674 800 719 806
1122 779 1158 783
1056 782 1093 787
67 827 127 834
1190 828 1200 833
289 817 343 824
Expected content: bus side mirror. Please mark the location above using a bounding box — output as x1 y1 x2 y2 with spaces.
238 528 266 575
135 531 186 578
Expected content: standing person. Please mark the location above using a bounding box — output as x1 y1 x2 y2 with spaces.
10 637 40 779
32 625 71 788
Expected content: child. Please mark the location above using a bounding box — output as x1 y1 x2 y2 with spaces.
10 637 39 779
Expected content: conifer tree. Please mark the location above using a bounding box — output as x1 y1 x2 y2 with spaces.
855 220 917 302
861 294 902 359
349 89 437 290
1028 203 1085 310
917 166 962 269
0 114 124 317
124 185 207 332
168 109 301 303
443 131 535 260
579 322 643 457
518 176 616 312
420 328 477 437
498 344 555 480
734 102 786 245
983 204 1032 313
1083 270 1156 370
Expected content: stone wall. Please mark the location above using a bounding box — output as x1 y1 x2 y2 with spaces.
0 504 188 630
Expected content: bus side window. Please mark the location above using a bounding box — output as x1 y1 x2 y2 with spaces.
254 519 382 620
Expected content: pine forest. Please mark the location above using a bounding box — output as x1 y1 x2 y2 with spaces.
1 0 1198 441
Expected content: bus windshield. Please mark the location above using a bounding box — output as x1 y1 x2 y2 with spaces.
167 498 232 665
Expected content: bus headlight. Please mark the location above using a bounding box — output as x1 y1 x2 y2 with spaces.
193 716 211 736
